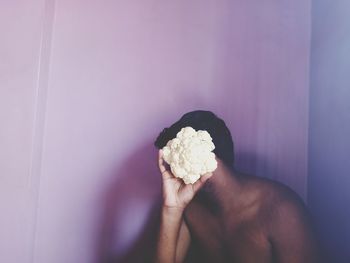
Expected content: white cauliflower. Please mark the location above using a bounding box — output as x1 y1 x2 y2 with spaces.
161 126 217 184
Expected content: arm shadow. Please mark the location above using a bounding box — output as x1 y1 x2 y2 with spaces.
95 142 162 263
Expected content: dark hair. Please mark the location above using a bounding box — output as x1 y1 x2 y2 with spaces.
154 110 234 169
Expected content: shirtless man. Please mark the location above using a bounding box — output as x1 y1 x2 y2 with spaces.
154 110 321 263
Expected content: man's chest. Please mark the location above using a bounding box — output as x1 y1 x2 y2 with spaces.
184 206 272 263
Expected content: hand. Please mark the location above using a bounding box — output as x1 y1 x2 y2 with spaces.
158 149 212 210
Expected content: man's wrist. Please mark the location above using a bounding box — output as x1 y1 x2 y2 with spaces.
161 205 185 217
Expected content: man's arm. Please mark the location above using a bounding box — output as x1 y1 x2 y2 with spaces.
156 209 191 263
156 207 183 263
268 196 322 263
155 149 211 263
175 218 191 263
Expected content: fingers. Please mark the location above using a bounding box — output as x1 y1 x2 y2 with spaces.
158 149 172 180
158 149 166 173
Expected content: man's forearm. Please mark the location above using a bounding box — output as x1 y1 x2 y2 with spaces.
156 207 184 263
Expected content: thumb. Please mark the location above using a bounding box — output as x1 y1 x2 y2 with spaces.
192 172 213 193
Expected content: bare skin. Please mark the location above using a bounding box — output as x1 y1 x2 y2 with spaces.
155 150 321 263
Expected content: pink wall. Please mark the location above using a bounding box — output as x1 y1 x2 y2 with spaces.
0 1 311 262
0 1 48 263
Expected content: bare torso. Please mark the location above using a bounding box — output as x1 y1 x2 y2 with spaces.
183 176 282 263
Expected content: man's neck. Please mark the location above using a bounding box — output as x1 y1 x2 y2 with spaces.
197 163 244 216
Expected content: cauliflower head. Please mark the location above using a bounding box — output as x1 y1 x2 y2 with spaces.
161 126 217 184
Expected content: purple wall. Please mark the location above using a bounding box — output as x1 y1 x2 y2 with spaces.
0 1 311 263
308 0 350 262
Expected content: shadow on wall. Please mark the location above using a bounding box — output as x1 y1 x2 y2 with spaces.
95 142 162 263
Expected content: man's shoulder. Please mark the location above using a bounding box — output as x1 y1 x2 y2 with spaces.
241 174 307 215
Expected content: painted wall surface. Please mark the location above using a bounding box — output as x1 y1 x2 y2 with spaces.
308 0 350 262
0 1 311 263
0 1 48 263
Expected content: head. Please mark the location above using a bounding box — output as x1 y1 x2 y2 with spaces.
154 110 235 171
